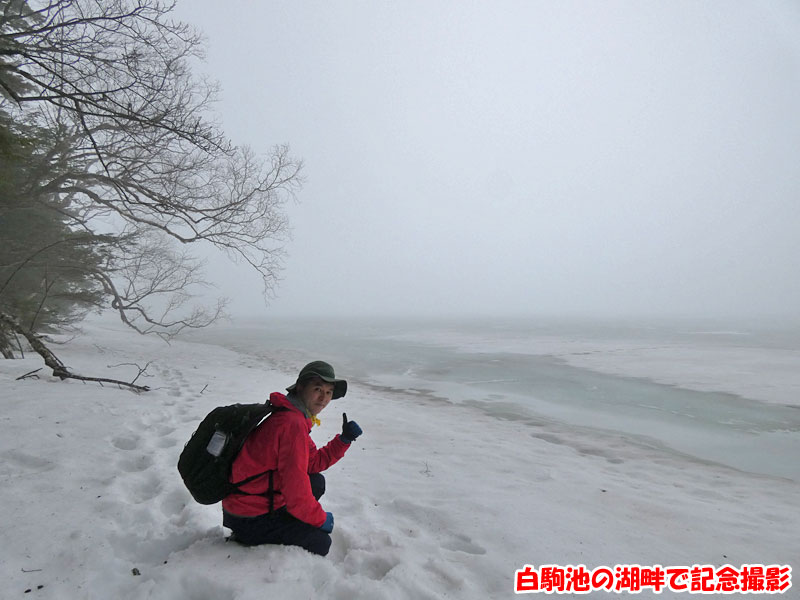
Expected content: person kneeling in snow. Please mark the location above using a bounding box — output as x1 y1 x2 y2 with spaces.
222 361 363 556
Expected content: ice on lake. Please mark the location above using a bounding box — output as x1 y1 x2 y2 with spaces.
188 315 800 481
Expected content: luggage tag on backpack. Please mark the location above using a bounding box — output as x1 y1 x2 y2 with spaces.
206 430 228 457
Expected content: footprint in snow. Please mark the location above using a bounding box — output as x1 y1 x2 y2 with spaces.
443 533 487 555
111 435 140 451
155 424 176 436
127 471 163 504
0 450 55 472
176 574 237 600
159 488 189 518
118 454 154 473
342 551 398 581
156 436 179 449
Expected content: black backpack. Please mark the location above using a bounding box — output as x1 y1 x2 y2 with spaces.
178 402 281 505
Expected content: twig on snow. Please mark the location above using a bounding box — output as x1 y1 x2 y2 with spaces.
17 369 42 381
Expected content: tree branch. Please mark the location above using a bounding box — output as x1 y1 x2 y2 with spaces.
0 311 149 392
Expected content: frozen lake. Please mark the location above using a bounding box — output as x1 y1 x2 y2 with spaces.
184 316 800 481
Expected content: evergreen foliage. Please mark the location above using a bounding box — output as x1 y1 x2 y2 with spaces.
0 110 109 336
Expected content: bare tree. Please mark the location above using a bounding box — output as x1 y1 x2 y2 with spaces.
1 0 302 339
91 230 228 338
1 0 220 145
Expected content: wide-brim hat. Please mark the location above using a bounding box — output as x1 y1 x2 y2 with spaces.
286 360 347 399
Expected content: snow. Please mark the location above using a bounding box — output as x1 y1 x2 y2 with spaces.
1 318 797 599
511 340 800 408
383 325 800 407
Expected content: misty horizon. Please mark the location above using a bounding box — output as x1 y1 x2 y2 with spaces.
176 1 800 324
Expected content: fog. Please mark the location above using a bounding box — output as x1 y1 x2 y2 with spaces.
176 1 800 321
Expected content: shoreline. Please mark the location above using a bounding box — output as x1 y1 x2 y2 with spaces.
187 314 800 407
179 321 800 483
351 369 800 484
174 326 800 483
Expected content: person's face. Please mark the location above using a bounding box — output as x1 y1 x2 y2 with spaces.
299 377 335 416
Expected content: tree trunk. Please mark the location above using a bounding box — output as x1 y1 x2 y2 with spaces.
0 327 14 359
0 312 67 375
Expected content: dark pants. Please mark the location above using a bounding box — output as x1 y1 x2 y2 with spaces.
223 473 331 556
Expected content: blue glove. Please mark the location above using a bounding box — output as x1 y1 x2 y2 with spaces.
320 511 334 533
341 412 362 444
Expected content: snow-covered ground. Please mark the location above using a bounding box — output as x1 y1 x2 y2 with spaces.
1 318 797 598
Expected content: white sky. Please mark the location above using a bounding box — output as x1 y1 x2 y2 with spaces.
175 1 800 321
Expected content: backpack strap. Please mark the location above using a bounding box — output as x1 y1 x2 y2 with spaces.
226 403 288 509
231 469 272 489
229 469 279 513
268 471 275 513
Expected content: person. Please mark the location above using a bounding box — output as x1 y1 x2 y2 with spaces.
222 361 363 556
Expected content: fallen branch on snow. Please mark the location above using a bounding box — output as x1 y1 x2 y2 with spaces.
0 312 150 393
16 368 42 381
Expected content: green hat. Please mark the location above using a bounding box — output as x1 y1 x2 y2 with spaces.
286 360 347 399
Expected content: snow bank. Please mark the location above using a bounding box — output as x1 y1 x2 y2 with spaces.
1 319 797 598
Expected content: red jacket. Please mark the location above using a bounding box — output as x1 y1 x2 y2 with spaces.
221 392 350 527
